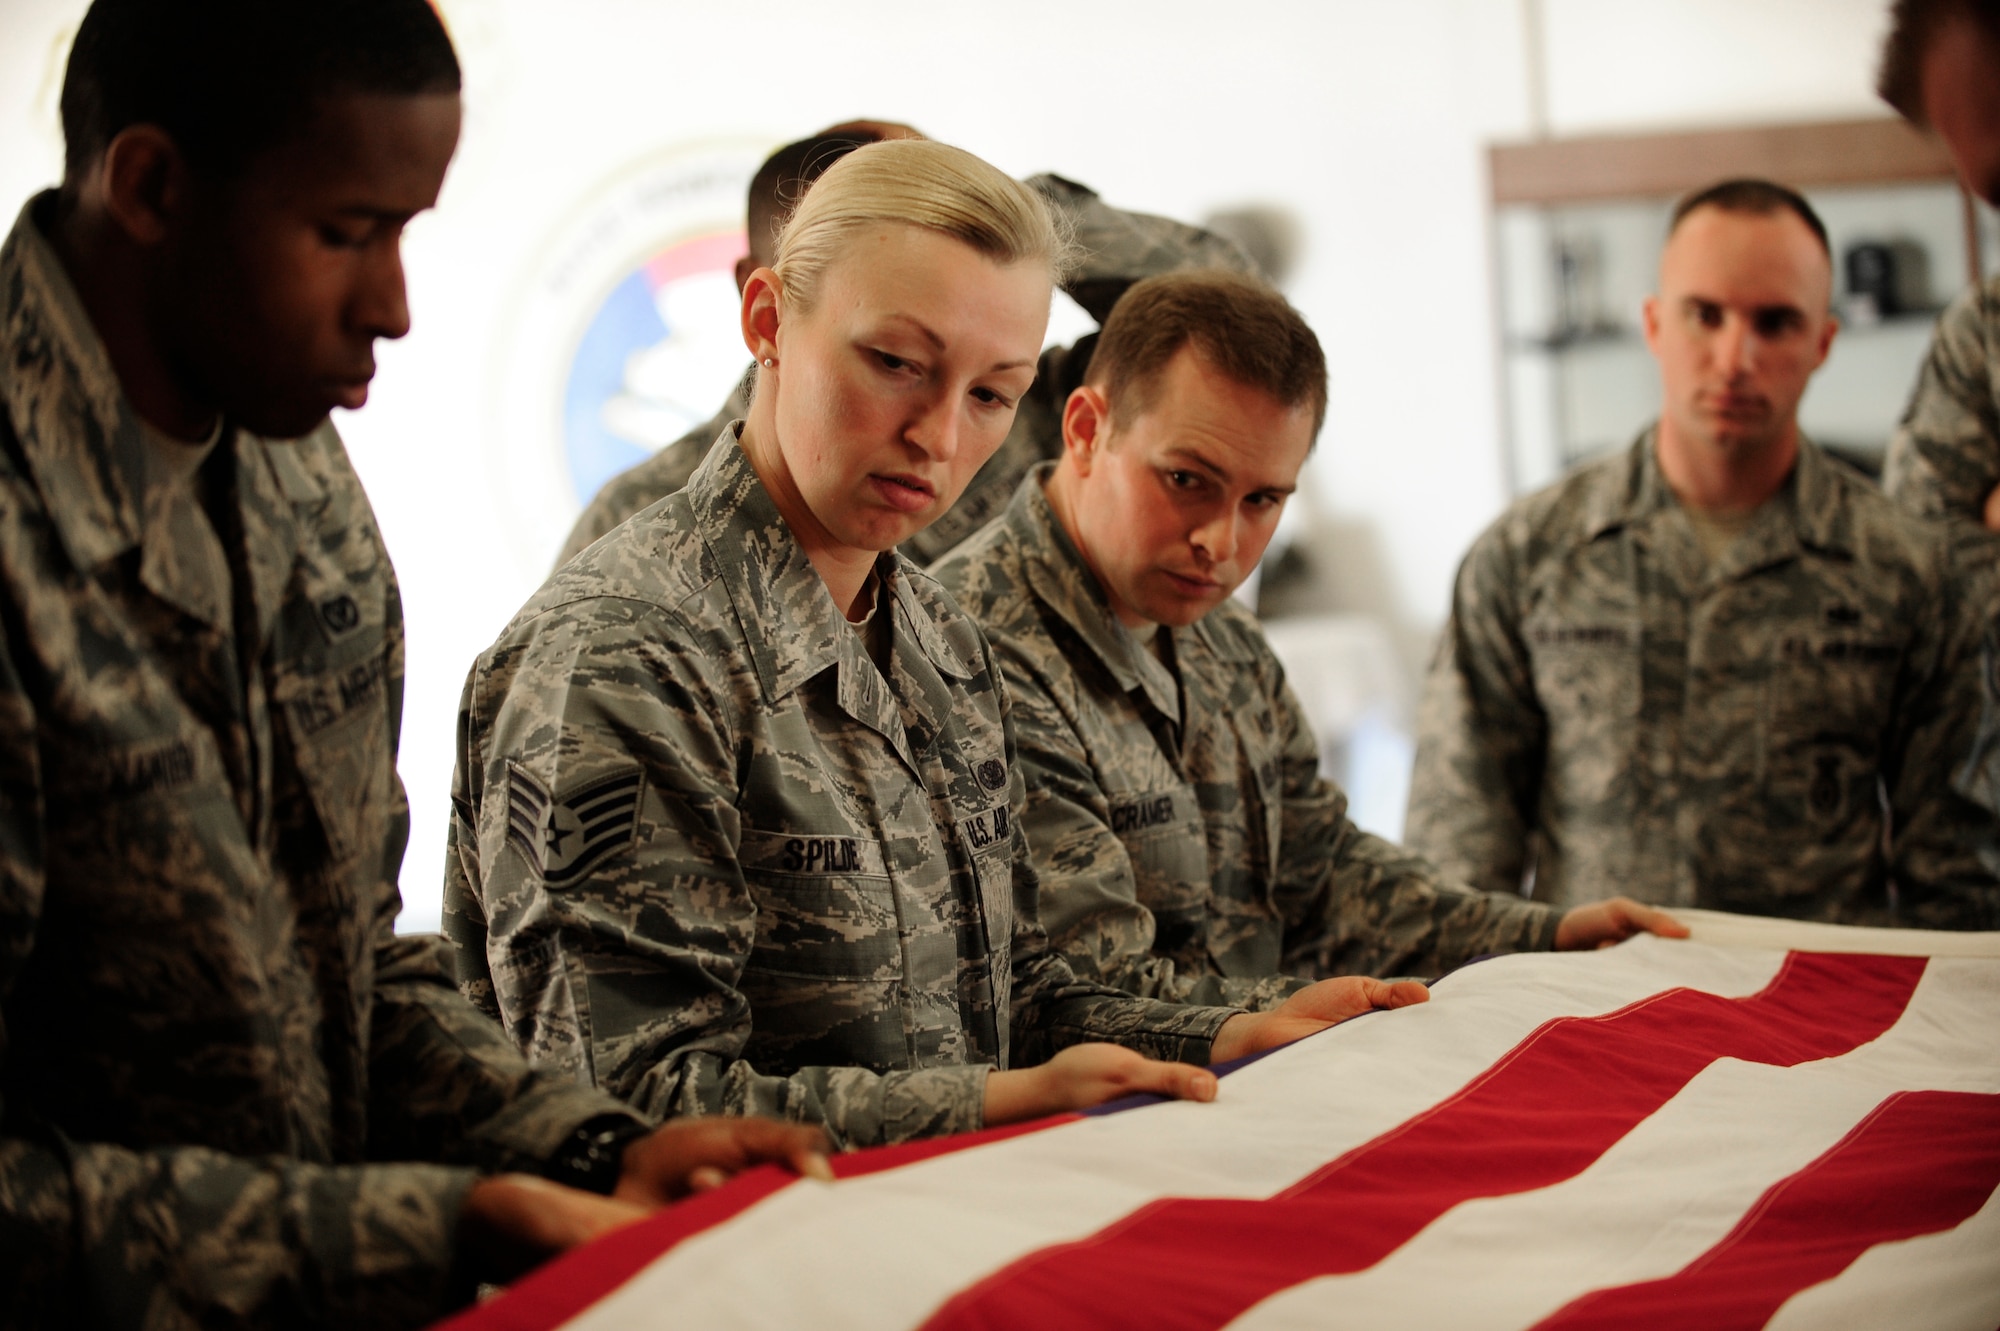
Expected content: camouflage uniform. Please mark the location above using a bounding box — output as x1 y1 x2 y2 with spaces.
1406 426 1997 927
932 471 1560 1009
1881 274 2000 908
445 429 1239 1152
0 199 647 1331
553 174 1258 571
1883 274 2000 525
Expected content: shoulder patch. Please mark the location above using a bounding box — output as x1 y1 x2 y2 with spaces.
505 764 643 888
319 593 362 637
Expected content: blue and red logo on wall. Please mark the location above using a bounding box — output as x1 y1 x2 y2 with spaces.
491 141 766 571
561 230 748 506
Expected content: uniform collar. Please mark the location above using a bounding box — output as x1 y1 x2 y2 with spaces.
1 194 152 573
0 195 322 639
686 425 971 705
1579 422 1862 577
1009 465 1181 722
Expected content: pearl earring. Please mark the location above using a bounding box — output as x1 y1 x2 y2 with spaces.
761 357 775 368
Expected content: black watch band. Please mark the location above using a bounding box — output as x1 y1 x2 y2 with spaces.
544 1115 651 1196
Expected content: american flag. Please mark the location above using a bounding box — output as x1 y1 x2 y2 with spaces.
437 914 2000 1330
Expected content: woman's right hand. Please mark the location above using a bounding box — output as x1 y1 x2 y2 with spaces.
982 1043 1219 1127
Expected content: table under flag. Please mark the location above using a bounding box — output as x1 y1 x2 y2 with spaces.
435 914 2000 1330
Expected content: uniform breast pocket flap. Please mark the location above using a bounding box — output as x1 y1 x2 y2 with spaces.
1525 616 1640 805
1107 786 1209 922
738 826 901 981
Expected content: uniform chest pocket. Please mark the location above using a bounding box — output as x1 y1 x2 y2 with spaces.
42 727 239 928
1767 634 1902 741
738 827 901 981
271 651 394 866
957 801 1016 952
1525 616 1640 808
1107 786 1210 952
1763 633 1903 830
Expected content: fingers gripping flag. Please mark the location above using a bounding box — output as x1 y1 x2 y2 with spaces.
437 919 2000 1331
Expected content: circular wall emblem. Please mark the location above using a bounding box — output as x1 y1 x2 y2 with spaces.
491 139 768 575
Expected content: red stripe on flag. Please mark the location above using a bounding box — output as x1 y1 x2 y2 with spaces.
919 951 1927 1331
431 1115 1082 1331
1532 1089 2000 1328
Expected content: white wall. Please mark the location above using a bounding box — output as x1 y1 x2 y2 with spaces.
0 1 1905 931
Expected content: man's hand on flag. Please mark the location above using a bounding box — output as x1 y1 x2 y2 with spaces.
1209 976 1431 1063
459 1174 652 1284
983 1043 1223 1125
614 1116 835 1204
1554 898 1689 951
456 1116 836 1283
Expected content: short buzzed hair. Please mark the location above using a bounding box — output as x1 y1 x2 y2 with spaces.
1879 0 2000 123
59 0 459 194
746 131 885 267
1087 270 1328 439
1668 178 1830 257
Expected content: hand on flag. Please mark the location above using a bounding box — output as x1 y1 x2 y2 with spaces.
613 1115 834 1204
457 1116 834 1285
1554 898 1689 951
984 1043 1222 1125
459 1174 651 1284
1210 976 1431 1063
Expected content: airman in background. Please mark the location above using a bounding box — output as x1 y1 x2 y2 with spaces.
1407 179 1996 928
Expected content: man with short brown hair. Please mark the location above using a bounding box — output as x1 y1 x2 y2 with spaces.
1407 180 1995 927
934 271 1678 1009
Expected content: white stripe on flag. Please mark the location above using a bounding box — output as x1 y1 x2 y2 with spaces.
1671 909 2000 958
1224 956 2000 1329
559 939 1788 1331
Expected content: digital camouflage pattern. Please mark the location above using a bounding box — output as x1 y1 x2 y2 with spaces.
1407 427 1998 928
1881 274 2000 910
445 430 1239 1152
931 471 1560 1009
552 174 1259 571
1883 274 2000 526
0 198 646 1331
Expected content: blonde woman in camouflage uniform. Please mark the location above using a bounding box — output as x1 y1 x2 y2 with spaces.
553 128 1261 572
446 140 1426 1151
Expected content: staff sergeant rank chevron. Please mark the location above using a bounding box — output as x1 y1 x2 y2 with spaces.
506 764 644 888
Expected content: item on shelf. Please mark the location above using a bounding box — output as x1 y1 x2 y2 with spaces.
1843 238 1931 325
1552 233 1618 344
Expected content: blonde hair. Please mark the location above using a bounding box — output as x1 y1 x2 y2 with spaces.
770 138 1076 313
